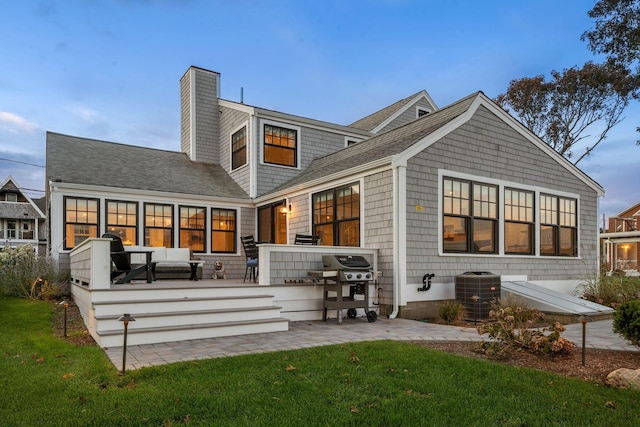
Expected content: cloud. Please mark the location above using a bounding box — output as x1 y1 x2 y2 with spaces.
0 112 39 133
68 105 102 123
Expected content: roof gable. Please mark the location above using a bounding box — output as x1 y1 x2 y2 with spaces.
349 90 437 133
269 92 604 197
612 201 640 218
0 176 45 219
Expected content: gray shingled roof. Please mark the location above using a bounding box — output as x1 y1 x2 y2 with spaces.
46 132 249 200
272 92 479 192
349 91 425 131
0 202 42 219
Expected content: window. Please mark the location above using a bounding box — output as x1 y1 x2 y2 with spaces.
258 201 287 244
64 197 99 249
106 200 138 246
6 193 17 202
443 178 497 253
212 208 236 252
540 195 577 256
504 189 534 254
313 183 360 246
231 126 247 170
179 206 206 252
264 124 297 167
144 203 173 247
7 219 16 239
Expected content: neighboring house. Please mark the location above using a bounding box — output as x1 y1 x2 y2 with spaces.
600 202 640 275
0 176 46 255
46 65 604 321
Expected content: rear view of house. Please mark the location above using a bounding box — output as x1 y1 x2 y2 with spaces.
44 65 608 346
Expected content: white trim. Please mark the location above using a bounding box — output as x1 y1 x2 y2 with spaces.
344 136 363 147
371 91 438 134
250 114 258 198
229 121 249 171
437 169 582 258
1 175 46 218
259 119 302 170
415 106 431 118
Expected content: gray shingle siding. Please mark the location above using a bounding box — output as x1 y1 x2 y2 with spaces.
180 70 191 155
404 105 599 284
192 69 219 164
256 124 350 197
364 171 395 305
378 98 434 133
220 106 251 192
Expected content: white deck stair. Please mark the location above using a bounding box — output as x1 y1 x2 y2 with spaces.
91 286 289 347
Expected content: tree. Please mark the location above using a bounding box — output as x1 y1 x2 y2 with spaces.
582 0 640 74
582 0 640 141
495 62 634 164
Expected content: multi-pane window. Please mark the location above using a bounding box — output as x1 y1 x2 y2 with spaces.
231 126 247 170
504 189 534 254
540 195 577 256
106 200 138 246
264 124 297 167
64 197 99 249
179 206 206 252
313 183 360 246
443 178 497 253
211 208 236 253
144 203 173 247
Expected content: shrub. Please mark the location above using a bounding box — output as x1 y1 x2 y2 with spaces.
576 272 640 308
477 301 574 356
0 245 68 299
438 300 465 324
613 299 640 348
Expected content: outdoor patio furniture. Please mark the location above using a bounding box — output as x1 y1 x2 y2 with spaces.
294 233 320 245
103 233 153 284
241 235 259 283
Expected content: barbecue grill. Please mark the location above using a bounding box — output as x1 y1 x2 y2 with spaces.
313 255 377 323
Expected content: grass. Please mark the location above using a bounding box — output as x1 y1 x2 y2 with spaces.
2 296 640 426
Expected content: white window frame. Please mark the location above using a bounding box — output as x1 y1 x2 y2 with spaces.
416 106 431 118
230 121 249 171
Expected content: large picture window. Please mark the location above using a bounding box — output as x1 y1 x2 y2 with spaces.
313 183 360 246
231 126 247 170
504 189 534 254
145 203 173 247
540 195 577 256
106 200 138 246
443 178 497 254
179 206 206 252
64 197 99 249
211 208 236 252
264 124 297 167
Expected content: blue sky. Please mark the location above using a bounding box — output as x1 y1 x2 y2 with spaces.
1 0 638 221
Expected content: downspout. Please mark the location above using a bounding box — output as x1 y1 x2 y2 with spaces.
389 162 407 318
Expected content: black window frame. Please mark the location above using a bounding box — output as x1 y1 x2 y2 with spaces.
312 182 360 247
257 201 287 244
540 194 578 257
144 203 174 248
106 200 138 246
442 177 498 254
211 208 237 253
263 123 298 167
231 126 247 170
63 196 100 250
504 188 535 255
179 205 206 253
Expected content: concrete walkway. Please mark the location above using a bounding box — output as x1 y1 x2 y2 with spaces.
104 317 637 371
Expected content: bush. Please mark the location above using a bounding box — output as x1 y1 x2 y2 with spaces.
438 300 465 324
0 245 68 299
613 299 640 348
477 301 574 356
576 272 640 308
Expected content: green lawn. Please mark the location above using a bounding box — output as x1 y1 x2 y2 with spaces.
1 296 639 426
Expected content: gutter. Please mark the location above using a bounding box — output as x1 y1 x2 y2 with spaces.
389 161 407 319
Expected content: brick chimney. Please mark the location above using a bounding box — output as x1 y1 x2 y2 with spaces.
180 66 220 163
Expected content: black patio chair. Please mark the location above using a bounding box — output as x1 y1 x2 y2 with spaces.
102 233 152 284
294 233 320 245
241 235 259 283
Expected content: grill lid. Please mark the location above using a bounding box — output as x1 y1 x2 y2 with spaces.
322 255 371 270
